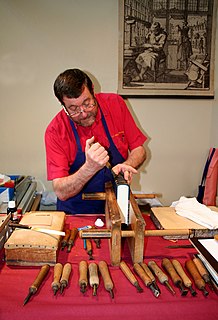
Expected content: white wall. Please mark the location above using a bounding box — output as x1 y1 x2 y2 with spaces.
0 0 217 205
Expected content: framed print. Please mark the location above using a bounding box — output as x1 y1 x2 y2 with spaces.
118 0 217 97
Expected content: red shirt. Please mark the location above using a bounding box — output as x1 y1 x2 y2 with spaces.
45 93 147 180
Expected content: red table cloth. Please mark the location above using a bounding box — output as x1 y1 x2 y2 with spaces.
0 213 217 320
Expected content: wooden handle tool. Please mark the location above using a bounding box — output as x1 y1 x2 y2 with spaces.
51 263 63 295
193 256 214 291
172 259 197 296
119 261 143 293
61 229 71 250
23 264 50 305
134 263 160 298
140 262 161 293
148 260 176 295
67 227 78 252
86 239 94 260
60 263 72 294
79 260 88 294
99 260 114 298
89 262 99 296
162 258 188 296
185 259 209 296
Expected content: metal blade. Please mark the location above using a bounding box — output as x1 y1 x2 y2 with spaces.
32 227 65 236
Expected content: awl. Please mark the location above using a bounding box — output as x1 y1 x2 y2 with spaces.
23 264 50 305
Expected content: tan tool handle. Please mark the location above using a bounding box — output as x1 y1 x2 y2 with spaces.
214 234 218 240
193 257 210 282
60 263 72 285
140 262 156 283
99 261 114 291
62 229 71 242
86 239 92 252
185 259 205 290
88 262 99 287
162 258 182 285
69 227 78 243
133 263 152 286
120 261 139 286
79 260 88 286
148 261 168 284
52 263 63 288
172 260 192 287
31 264 50 291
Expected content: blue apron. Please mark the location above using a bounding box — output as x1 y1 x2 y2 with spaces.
57 107 125 214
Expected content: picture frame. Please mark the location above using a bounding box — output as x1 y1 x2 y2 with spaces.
118 0 217 98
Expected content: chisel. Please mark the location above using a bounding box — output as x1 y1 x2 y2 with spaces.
172 259 197 296
148 260 176 295
133 263 160 297
67 227 78 252
99 260 114 298
86 239 94 260
193 255 215 291
79 260 88 294
162 258 188 296
23 264 50 305
185 259 209 296
61 229 71 250
60 263 72 294
140 262 161 293
119 260 143 293
89 262 99 296
51 263 63 295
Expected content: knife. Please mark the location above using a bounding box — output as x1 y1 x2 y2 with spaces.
9 222 65 236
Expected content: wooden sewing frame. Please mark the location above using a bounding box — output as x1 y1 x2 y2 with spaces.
81 181 152 266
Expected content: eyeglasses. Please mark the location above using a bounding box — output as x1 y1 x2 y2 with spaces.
64 99 97 118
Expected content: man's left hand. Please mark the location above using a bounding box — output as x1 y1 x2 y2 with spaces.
112 164 137 184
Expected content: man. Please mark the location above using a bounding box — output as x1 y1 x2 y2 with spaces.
134 21 167 81
45 69 147 214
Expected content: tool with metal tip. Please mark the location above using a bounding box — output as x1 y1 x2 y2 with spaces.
162 258 188 296
60 263 72 294
79 260 88 294
133 263 160 298
185 259 209 296
148 260 176 295
140 262 161 293
89 262 99 296
67 227 78 252
99 260 114 298
61 229 71 250
86 239 94 260
23 264 50 305
193 255 214 291
172 259 197 296
51 263 63 295
119 260 143 293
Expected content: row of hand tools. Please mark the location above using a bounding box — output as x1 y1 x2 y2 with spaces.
120 256 217 298
23 255 217 305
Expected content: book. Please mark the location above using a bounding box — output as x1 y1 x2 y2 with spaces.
113 173 130 225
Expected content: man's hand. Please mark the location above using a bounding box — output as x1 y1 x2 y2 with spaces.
85 136 110 174
112 163 137 184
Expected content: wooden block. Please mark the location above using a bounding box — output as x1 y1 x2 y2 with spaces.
105 182 122 266
151 206 218 239
4 211 65 266
127 192 145 263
